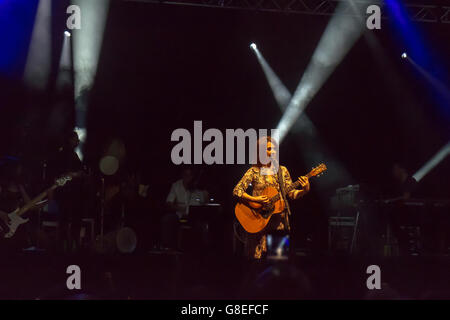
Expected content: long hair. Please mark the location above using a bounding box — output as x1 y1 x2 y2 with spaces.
254 136 278 167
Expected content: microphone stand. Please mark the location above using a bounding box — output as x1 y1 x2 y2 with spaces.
33 161 47 252
275 160 294 260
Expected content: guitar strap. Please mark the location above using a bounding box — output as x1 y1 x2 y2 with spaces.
277 166 291 231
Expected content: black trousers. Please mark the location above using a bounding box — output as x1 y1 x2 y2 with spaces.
235 213 289 260
57 196 83 250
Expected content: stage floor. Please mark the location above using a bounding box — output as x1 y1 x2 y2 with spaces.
0 251 449 300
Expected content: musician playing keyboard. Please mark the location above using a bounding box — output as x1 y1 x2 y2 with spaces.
392 163 418 201
162 167 209 250
233 136 310 260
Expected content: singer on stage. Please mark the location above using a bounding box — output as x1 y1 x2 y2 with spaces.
233 136 310 259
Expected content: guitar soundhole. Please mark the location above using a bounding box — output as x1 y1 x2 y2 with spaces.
260 204 274 218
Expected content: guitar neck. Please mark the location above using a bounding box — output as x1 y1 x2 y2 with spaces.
270 172 315 203
16 185 57 217
288 172 314 192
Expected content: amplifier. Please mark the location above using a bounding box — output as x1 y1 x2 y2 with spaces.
328 214 360 254
331 185 360 210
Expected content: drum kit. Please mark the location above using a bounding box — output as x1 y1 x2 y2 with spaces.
93 177 138 254
94 226 137 254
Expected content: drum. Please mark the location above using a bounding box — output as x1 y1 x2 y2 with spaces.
94 227 137 254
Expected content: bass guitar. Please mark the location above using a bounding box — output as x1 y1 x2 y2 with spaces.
0 174 73 239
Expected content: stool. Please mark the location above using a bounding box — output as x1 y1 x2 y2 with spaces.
40 220 60 249
80 218 95 246
177 219 193 251
42 220 59 230
383 223 399 257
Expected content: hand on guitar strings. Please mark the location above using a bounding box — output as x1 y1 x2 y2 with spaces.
253 195 270 204
298 176 310 192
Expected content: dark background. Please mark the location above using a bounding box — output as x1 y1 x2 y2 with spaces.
1 0 449 252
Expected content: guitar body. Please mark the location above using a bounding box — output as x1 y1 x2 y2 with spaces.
235 186 285 233
0 174 73 239
0 209 29 238
234 163 327 234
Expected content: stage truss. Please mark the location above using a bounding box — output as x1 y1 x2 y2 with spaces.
124 0 450 24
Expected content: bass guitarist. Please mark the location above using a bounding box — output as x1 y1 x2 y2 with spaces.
0 161 34 251
233 136 310 260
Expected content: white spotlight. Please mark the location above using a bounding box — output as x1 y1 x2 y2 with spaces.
24 0 52 90
64 30 71 37
72 0 110 129
74 127 86 160
401 52 407 59
250 43 257 51
413 142 449 182
276 1 368 142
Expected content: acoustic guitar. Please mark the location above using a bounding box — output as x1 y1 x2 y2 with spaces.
235 163 327 233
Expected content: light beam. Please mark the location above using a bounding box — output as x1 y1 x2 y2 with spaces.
23 0 52 90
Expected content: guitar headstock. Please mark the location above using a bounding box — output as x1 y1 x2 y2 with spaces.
55 175 73 187
309 163 327 178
